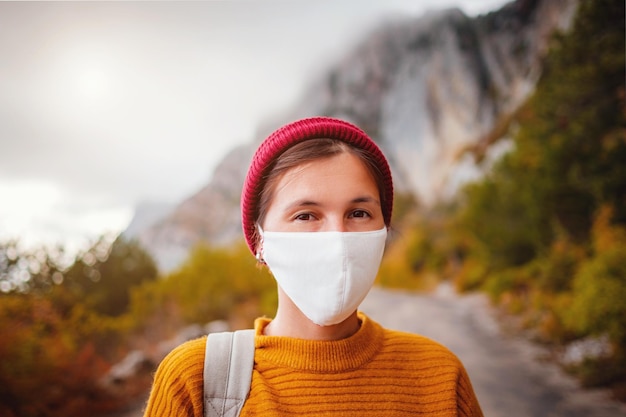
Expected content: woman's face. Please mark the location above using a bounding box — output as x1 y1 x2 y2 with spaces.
262 152 385 233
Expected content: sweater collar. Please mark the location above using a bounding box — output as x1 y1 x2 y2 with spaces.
253 312 384 373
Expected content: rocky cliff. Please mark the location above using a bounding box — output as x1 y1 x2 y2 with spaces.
135 0 579 271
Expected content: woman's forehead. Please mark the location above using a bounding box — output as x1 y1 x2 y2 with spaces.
269 153 380 204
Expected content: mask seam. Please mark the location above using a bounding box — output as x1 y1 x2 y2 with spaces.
339 233 348 316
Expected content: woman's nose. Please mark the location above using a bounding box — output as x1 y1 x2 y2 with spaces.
323 217 348 232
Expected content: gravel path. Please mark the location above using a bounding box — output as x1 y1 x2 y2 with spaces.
113 284 626 416
360 283 626 417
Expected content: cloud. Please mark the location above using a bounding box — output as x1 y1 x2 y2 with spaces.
0 0 508 250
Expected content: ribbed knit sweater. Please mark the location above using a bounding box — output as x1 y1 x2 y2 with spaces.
143 313 483 416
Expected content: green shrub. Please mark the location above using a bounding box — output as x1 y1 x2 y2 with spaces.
565 246 626 349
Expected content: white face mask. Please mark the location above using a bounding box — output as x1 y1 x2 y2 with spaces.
258 227 387 326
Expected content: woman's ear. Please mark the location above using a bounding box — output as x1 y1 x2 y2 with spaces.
255 224 265 264
255 246 265 264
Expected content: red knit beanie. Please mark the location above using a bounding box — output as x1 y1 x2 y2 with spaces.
241 116 394 253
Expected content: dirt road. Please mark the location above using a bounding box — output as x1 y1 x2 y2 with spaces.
115 284 626 417
360 284 626 417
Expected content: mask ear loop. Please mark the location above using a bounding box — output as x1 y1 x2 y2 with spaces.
255 224 266 264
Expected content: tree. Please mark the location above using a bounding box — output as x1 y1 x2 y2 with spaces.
164 240 276 323
448 0 626 391
0 241 67 294
64 236 158 316
456 0 625 288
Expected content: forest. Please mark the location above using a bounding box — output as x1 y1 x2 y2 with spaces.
0 0 624 415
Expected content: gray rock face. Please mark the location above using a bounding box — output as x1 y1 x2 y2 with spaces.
134 0 579 272
135 144 255 272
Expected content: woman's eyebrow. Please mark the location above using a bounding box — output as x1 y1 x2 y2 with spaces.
284 196 380 211
351 196 381 206
284 199 320 211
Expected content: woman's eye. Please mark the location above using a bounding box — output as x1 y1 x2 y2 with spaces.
294 213 313 221
350 210 370 219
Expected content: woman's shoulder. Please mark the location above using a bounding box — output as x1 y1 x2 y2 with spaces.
143 336 207 417
157 335 207 379
168 335 207 356
380 327 464 365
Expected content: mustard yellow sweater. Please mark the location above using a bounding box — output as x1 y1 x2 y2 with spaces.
143 313 483 416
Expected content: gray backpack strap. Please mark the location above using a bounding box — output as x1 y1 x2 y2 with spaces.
203 329 255 417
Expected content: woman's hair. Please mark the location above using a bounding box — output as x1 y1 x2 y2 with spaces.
251 138 388 251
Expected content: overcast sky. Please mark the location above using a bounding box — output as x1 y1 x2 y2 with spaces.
0 0 509 253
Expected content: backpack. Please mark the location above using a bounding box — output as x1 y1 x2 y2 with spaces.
203 330 256 417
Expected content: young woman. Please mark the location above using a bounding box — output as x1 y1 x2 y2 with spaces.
143 117 483 416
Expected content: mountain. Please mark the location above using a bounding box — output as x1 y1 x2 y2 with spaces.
134 0 579 272
122 201 175 241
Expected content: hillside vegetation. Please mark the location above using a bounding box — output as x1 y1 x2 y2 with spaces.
378 0 626 397
0 238 275 417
